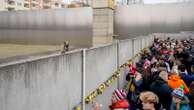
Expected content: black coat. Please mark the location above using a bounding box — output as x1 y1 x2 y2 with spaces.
179 73 194 87
150 77 173 110
189 93 194 110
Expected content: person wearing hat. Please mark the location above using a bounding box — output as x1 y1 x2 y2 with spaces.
110 89 129 110
168 73 189 94
126 65 143 110
109 99 129 110
170 86 191 110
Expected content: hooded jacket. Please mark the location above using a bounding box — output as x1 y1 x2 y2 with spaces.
168 74 189 94
150 77 173 110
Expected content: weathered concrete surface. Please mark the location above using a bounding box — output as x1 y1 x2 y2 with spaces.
93 8 114 46
153 32 194 40
0 35 156 110
134 38 142 55
118 39 133 89
0 51 82 110
115 3 194 39
0 8 93 47
85 44 117 110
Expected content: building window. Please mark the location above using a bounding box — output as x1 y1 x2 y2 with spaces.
7 0 15 5
17 2 22 6
43 6 50 9
44 0 50 4
32 3 36 7
55 3 59 7
7 7 15 11
61 4 64 7
24 3 29 8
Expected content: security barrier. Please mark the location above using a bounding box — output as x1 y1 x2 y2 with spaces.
0 34 161 110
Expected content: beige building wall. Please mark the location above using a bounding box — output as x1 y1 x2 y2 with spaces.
0 0 67 11
92 0 114 46
0 0 6 10
0 0 28 11
93 8 114 46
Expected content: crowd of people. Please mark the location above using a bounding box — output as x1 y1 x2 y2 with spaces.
110 37 194 110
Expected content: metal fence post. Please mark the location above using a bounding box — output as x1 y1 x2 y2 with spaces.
81 49 86 110
116 40 120 89
132 38 135 65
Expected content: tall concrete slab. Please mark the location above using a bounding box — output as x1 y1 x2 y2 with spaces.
114 3 194 39
0 8 93 47
85 44 117 110
0 51 82 110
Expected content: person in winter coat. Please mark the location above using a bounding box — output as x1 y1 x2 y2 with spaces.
150 71 173 110
126 67 143 110
188 82 194 110
139 91 163 110
178 64 194 87
170 86 192 110
170 60 179 75
190 65 194 77
142 66 156 91
168 73 189 94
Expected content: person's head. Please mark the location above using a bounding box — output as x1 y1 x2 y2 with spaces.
177 48 183 53
191 65 194 73
171 64 179 75
159 71 168 82
176 60 182 66
178 64 186 73
140 91 159 110
158 57 164 63
172 86 184 104
168 55 175 62
144 49 150 55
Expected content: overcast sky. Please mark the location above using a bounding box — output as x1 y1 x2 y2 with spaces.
144 0 179 4
63 0 184 4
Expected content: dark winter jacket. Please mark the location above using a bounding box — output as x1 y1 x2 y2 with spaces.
188 82 194 110
188 93 194 110
150 77 173 110
155 103 164 110
179 72 194 87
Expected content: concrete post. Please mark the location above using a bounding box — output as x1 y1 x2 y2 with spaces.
81 49 86 110
132 38 135 65
92 0 114 46
116 40 120 89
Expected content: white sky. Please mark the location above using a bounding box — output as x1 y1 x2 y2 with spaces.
144 0 179 4
63 0 184 4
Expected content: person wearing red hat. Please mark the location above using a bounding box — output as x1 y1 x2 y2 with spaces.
126 64 143 110
109 99 129 110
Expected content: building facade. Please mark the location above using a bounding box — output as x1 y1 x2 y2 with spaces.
0 0 67 11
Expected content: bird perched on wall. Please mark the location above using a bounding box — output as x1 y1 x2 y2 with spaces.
61 41 69 54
